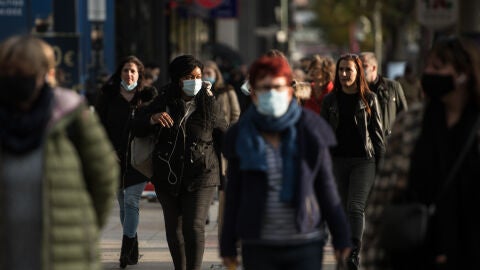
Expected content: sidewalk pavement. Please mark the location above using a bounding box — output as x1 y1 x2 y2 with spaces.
100 198 338 270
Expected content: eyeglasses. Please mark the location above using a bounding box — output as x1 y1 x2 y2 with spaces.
255 84 289 92
340 53 360 60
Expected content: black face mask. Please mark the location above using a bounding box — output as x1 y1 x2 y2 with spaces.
0 75 37 106
421 73 455 99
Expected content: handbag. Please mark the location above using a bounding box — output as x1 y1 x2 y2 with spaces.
378 115 480 252
130 134 156 178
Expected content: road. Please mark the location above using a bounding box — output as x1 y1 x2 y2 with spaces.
100 198 338 270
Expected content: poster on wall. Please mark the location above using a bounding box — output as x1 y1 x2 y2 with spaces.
0 0 28 41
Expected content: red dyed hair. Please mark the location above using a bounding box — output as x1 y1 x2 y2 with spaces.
248 56 292 89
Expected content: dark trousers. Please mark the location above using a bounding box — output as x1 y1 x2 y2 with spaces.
241 240 325 270
333 157 376 246
155 185 216 270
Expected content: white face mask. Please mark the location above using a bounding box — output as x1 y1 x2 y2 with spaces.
121 80 137 91
182 79 202 96
240 80 251 96
255 89 290 117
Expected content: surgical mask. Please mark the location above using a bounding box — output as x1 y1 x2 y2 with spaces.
182 79 202 96
204 77 216 85
421 73 455 99
240 80 251 96
121 80 137 91
256 90 290 117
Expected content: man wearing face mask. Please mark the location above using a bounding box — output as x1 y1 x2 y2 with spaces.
360 52 408 137
220 56 352 270
132 55 229 270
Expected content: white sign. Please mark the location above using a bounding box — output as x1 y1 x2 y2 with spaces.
88 0 106 22
417 0 458 29
0 0 24 17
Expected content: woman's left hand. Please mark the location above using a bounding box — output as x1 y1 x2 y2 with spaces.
334 247 351 261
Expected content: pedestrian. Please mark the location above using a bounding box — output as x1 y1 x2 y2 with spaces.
0 35 118 270
396 62 424 106
320 53 385 270
202 60 240 232
133 55 229 270
96 55 158 268
304 54 336 114
220 55 352 270
363 36 480 270
359 52 408 137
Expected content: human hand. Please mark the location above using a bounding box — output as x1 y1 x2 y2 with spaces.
150 112 174 128
335 247 351 261
203 81 213 96
222 256 239 270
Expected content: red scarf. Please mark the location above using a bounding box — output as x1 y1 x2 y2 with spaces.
303 81 333 114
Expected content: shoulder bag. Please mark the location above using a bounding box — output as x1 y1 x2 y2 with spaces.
378 115 480 252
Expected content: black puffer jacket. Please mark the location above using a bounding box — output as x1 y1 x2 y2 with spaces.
320 90 385 162
133 83 229 196
96 82 158 188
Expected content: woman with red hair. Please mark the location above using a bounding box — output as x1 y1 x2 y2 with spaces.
220 55 351 270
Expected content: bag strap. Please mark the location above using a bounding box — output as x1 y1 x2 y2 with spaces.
435 114 480 203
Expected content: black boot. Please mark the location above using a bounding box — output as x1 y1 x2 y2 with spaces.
128 234 139 265
347 239 361 270
119 235 136 268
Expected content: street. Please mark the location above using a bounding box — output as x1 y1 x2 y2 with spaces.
100 198 338 270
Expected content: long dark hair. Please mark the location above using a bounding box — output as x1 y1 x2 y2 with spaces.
103 55 145 93
333 54 372 115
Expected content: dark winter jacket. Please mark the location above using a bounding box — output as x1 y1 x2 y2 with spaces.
220 109 351 257
96 81 158 188
133 83 229 196
369 76 408 137
321 90 385 162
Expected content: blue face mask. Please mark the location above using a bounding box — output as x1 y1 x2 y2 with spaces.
182 79 202 96
204 77 216 85
121 80 137 91
256 89 290 118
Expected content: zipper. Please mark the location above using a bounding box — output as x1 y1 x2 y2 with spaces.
123 106 136 188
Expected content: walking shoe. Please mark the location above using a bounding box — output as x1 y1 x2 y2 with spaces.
347 249 359 270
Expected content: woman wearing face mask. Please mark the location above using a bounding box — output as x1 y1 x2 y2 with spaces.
320 54 385 270
202 60 240 231
220 56 352 270
133 55 228 270
96 55 157 268
362 36 480 270
0 35 118 270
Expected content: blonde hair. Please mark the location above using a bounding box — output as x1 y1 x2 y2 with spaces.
203 60 225 88
0 35 50 78
40 40 57 87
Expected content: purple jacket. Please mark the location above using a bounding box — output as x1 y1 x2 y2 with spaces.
220 108 351 257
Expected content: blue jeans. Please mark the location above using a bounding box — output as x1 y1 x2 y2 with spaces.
117 181 147 238
333 157 376 244
241 240 325 270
